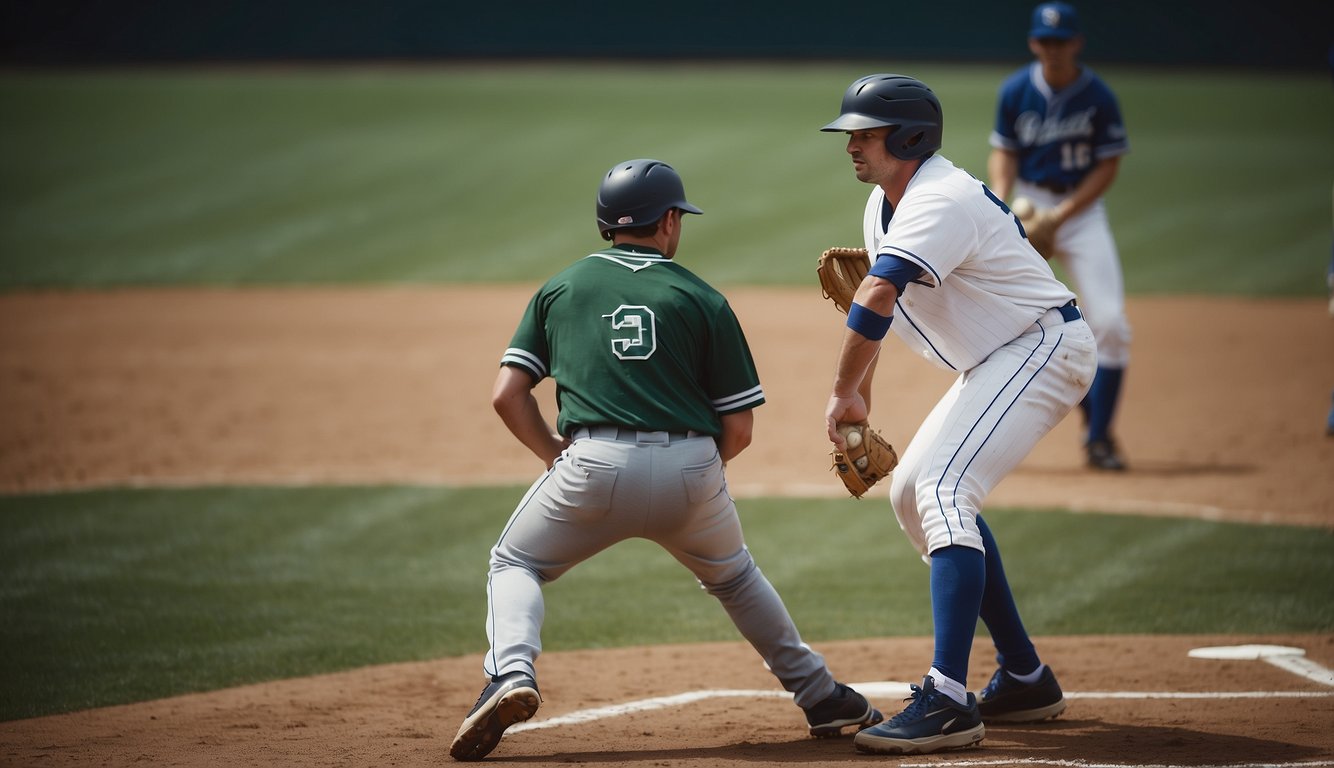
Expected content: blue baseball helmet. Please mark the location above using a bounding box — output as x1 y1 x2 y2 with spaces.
820 74 943 161
596 159 702 240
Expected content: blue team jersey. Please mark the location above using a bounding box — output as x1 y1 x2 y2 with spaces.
989 63 1129 189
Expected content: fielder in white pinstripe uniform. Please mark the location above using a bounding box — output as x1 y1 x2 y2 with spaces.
820 74 1097 755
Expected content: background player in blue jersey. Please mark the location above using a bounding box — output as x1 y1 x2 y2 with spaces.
988 2 1133 471
449 159 882 761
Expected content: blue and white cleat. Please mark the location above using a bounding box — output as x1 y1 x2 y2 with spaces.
853 676 984 755
978 664 1067 723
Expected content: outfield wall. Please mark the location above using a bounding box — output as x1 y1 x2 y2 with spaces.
2 0 1330 70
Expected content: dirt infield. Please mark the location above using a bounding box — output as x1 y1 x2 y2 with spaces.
2 288 1332 522
3 636 1332 766
1 287 1332 765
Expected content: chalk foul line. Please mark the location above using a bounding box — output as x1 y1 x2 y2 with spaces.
504 646 1333 768
509 682 1333 734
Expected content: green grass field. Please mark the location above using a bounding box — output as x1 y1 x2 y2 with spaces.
1 63 1330 293
2 64 1332 722
3 488 1331 721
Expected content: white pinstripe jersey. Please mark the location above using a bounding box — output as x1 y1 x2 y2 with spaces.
864 154 1077 372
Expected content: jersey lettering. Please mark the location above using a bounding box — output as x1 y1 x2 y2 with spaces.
1015 107 1096 146
603 305 657 360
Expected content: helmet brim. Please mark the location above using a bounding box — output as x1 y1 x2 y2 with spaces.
820 113 892 132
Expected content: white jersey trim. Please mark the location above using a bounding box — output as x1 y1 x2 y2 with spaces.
713 384 764 413
586 252 669 272
500 347 547 379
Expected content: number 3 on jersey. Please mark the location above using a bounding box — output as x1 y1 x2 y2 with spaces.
603 305 657 360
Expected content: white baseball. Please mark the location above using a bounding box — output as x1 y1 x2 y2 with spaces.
844 428 862 448
1011 197 1035 219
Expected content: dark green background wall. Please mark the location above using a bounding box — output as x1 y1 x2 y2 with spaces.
2 0 1331 70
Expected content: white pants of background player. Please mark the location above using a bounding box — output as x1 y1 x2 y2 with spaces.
1017 181 1131 368
890 312 1097 557
483 428 839 708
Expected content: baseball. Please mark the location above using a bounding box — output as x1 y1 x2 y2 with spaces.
1011 196 1035 219
844 428 862 448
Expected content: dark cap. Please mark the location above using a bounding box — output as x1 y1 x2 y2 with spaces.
1030 2 1079 40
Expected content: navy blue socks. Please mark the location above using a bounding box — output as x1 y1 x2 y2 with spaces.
929 544 985 688
1085 366 1125 444
977 516 1039 675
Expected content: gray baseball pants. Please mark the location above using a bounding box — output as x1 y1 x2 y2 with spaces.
482 426 837 708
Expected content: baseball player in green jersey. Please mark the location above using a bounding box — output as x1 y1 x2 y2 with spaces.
449 159 883 761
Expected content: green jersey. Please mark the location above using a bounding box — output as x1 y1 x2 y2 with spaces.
500 245 764 438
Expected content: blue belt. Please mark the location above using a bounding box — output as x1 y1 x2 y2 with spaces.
572 426 705 444
1031 300 1082 333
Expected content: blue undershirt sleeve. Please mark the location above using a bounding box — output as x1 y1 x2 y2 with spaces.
868 254 925 295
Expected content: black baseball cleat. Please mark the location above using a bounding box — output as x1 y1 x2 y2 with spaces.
978 664 1067 723
1086 438 1126 471
449 672 541 761
804 682 884 737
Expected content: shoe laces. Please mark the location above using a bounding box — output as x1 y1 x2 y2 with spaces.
888 682 938 725
981 668 1005 699
468 685 492 709
466 679 503 712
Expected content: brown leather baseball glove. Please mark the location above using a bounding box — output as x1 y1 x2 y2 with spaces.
831 422 898 498
817 247 870 314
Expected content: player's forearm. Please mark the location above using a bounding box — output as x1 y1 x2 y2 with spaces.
825 334 877 440
493 368 565 467
832 330 882 398
495 392 564 467
858 347 881 414
716 410 753 464
988 148 1019 201
838 278 897 398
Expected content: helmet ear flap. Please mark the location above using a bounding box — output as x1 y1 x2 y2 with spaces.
886 127 929 161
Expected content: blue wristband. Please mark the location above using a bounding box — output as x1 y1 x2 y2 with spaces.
847 302 893 340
